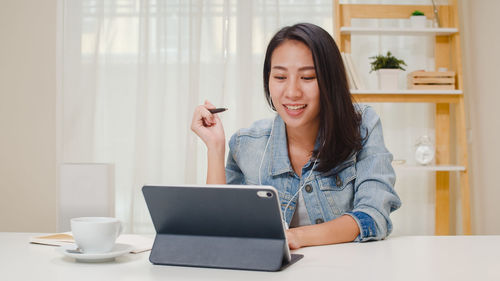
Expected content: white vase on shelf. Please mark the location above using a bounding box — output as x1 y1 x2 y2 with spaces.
376 69 400 90
415 136 435 165
410 15 427 28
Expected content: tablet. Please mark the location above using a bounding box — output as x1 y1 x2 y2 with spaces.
142 184 303 271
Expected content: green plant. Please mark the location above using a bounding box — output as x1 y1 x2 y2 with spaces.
412 10 425 16
369 51 407 72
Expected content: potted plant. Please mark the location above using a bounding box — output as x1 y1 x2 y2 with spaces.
369 51 407 90
410 10 427 28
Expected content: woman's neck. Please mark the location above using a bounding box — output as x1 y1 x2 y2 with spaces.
285 121 320 177
285 122 319 153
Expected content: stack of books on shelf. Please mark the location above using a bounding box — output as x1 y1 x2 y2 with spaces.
341 52 365 90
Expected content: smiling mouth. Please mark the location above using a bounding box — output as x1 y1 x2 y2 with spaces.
284 104 307 110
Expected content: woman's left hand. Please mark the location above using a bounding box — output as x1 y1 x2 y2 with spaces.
285 229 302 250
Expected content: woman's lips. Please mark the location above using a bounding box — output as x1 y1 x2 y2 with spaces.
283 104 307 117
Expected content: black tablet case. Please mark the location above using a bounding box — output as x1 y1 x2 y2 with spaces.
142 185 303 271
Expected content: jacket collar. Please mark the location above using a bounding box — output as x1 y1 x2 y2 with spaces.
269 115 294 176
267 115 359 177
268 115 321 176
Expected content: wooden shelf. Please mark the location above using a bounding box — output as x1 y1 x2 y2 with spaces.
350 89 463 95
340 27 459 36
335 0 471 235
351 90 463 103
393 164 466 172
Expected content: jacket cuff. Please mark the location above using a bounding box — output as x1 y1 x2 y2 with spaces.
346 211 378 242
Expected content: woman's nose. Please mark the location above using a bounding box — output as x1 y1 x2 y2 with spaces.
284 77 302 99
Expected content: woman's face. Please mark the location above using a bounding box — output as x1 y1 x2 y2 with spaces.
269 40 320 132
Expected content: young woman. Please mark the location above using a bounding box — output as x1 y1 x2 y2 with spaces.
191 23 401 249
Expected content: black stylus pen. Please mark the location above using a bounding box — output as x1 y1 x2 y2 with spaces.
208 108 228 114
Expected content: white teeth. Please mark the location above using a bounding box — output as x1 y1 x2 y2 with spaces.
285 105 306 110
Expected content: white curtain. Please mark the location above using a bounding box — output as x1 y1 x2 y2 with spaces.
62 0 450 235
61 0 333 233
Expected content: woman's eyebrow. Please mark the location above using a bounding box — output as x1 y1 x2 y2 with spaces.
271 66 287 70
298 66 315 71
271 66 315 71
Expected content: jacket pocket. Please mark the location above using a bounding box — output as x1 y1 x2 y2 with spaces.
318 164 356 215
319 164 356 191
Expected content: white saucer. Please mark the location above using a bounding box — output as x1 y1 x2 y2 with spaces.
57 243 134 263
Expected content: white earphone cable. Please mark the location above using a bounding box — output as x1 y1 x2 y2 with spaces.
258 118 275 186
258 117 323 229
281 158 318 229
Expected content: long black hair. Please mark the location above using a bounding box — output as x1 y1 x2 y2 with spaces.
263 23 362 173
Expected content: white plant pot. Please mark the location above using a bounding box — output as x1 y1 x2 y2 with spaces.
410 15 427 28
377 69 401 90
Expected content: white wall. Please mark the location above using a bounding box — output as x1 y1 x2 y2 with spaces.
0 0 57 232
460 0 500 235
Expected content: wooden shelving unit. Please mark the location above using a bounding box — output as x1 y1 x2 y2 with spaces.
335 0 471 235
340 26 458 35
351 90 463 95
393 165 466 172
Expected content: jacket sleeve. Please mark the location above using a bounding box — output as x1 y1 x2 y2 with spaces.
345 106 402 242
225 132 244 184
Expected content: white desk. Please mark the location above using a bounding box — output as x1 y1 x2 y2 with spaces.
1 233 499 281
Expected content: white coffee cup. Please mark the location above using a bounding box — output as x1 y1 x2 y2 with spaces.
70 217 122 254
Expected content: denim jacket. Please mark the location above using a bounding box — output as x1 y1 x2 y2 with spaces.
225 105 401 242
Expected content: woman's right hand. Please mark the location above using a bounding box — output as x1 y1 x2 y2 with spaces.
191 100 226 150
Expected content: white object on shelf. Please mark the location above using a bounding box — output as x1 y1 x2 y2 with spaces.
377 69 400 90
345 53 365 90
415 136 435 165
341 52 356 89
410 15 427 28
340 26 458 36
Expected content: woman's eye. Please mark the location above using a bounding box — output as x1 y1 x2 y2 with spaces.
274 76 286 80
302 76 316 80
